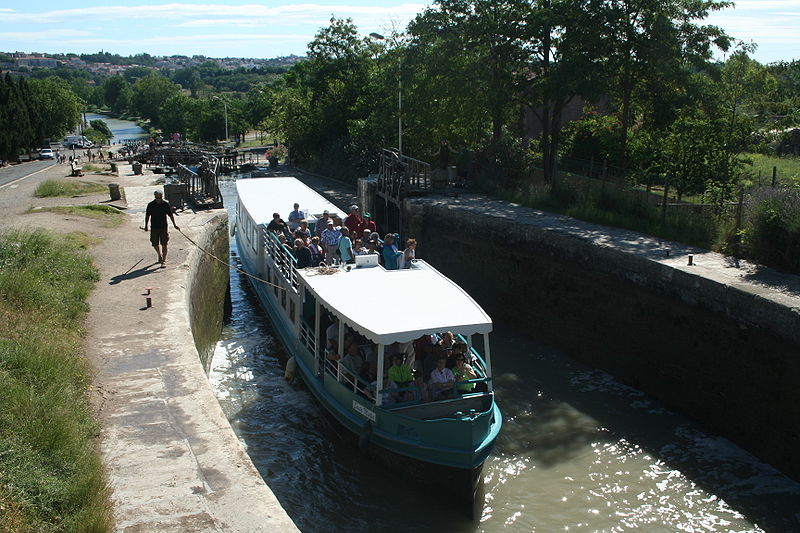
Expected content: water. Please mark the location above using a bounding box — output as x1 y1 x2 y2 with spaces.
209 179 800 532
84 113 147 143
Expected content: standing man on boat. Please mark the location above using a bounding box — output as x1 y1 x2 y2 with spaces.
321 219 341 265
344 204 364 237
144 190 179 268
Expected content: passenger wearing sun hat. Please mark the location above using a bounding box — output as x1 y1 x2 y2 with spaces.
320 218 341 265
362 211 377 234
344 204 364 236
316 209 331 238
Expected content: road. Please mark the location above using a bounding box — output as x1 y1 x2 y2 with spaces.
0 159 57 189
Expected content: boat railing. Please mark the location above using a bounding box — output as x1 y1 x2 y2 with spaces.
299 320 316 361
324 358 372 397
456 333 489 378
263 229 299 291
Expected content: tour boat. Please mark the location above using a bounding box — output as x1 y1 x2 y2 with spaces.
234 177 501 496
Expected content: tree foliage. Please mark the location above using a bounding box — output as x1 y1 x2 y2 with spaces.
0 74 82 161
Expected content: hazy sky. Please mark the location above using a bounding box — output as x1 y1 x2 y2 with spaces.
1 0 798 64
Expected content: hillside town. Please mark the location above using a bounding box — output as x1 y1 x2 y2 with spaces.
0 50 303 76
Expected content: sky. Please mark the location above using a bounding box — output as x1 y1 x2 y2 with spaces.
0 0 798 64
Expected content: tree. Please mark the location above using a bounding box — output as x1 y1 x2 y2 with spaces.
604 0 731 168
131 74 181 127
27 77 82 142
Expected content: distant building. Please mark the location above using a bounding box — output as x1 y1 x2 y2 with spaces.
12 52 60 68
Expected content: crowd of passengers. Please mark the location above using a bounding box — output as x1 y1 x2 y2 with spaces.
322 316 484 405
266 202 417 270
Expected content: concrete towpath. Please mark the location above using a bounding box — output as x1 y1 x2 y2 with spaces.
0 159 299 532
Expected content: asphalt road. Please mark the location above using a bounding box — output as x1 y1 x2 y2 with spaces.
0 159 56 189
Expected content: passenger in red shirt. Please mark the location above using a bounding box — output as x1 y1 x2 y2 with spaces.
344 204 364 236
362 212 377 234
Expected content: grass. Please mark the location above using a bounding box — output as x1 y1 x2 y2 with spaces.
0 229 111 533
743 153 800 186
82 164 114 175
34 179 107 198
29 205 124 227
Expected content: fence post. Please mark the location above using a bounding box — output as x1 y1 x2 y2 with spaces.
772 166 777 187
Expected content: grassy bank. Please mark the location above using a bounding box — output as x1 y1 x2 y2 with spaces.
744 153 800 186
29 205 124 227
35 179 107 198
0 229 111 532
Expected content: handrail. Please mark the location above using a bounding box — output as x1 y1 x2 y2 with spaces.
264 229 299 291
455 333 488 377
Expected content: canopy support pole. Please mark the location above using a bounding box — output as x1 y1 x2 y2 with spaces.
375 344 385 406
483 333 493 392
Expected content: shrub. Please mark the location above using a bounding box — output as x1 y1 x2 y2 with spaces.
742 187 800 273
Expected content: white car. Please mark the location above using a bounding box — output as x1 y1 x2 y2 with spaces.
39 148 55 160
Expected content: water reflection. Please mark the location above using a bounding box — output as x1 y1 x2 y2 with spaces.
210 178 800 532
84 113 147 143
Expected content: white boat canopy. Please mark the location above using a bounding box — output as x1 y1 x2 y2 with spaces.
236 177 344 225
300 262 492 345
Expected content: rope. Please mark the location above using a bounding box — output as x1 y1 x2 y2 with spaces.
176 227 288 291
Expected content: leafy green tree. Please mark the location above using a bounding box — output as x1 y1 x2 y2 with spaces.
90 119 113 140
27 77 83 142
158 93 196 139
102 76 129 110
131 74 181 127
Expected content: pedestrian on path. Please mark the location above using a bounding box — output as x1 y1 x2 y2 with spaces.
144 190 179 268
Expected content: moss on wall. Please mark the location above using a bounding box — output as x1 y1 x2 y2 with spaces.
188 214 230 372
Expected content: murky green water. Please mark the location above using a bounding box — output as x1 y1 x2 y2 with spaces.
210 179 800 532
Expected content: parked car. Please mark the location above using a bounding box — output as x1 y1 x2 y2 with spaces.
39 148 55 160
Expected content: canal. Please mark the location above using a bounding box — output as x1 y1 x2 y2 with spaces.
209 178 800 532
84 113 148 143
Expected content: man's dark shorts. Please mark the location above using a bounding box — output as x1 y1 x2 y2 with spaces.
150 228 169 246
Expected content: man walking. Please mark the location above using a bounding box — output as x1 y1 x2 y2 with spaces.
144 190 179 268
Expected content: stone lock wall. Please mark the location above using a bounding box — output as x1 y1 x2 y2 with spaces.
187 212 230 371
402 195 800 481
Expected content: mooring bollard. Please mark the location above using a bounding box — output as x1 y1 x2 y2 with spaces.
146 296 152 308
108 183 121 201
688 254 694 266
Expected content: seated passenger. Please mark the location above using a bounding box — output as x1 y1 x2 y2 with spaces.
267 212 288 235
449 341 469 367
288 202 303 229
296 219 311 240
353 238 368 255
413 373 430 402
325 316 339 357
400 238 417 268
438 331 455 351
453 354 478 394
429 356 455 400
309 236 324 266
382 234 402 270
387 353 414 402
340 343 364 378
366 232 383 255
293 238 312 268
367 376 397 405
